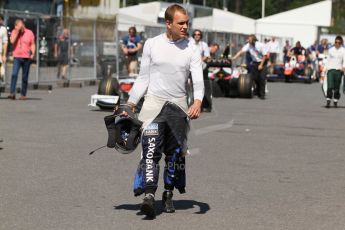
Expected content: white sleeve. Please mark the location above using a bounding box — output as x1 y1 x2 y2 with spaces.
259 43 269 55
241 43 249 52
190 46 204 102
128 39 152 104
202 42 210 58
1 27 8 44
343 49 345 69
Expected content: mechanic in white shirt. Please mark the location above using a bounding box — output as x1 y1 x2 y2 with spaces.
324 35 345 108
190 29 212 111
268 36 280 65
232 34 269 99
0 14 8 80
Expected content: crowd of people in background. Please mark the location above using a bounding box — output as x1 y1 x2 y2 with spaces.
0 13 343 106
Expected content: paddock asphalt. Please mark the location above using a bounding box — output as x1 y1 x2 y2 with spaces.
1 82 345 230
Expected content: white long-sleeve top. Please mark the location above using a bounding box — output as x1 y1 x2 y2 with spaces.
326 46 345 70
128 33 204 105
0 25 8 56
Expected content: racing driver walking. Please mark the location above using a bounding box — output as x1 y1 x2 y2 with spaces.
125 4 204 219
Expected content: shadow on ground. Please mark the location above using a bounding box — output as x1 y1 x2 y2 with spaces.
114 199 210 219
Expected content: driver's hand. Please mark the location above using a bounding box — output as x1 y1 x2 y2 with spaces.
113 103 136 116
188 99 202 119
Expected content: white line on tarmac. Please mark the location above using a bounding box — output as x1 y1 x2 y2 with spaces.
194 119 234 136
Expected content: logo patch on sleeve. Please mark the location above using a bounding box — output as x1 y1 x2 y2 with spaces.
144 123 159 136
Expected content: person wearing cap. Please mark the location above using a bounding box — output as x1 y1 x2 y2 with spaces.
232 34 269 99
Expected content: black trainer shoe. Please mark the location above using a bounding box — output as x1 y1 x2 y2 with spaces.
162 191 175 213
326 100 331 108
140 194 155 219
334 101 338 108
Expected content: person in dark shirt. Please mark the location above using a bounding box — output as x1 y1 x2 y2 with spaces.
290 41 306 56
54 29 74 79
283 40 291 63
121 26 142 74
317 38 329 54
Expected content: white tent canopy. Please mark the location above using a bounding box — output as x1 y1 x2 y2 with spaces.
256 0 332 46
258 0 331 26
193 8 255 34
117 0 332 46
117 12 163 32
117 2 166 31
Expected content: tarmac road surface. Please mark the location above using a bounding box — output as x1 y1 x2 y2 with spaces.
1 82 345 230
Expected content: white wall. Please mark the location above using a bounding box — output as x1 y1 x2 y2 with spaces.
193 9 255 34
256 22 318 47
73 0 119 19
258 0 332 27
212 9 255 34
192 16 213 31
119 2 161 24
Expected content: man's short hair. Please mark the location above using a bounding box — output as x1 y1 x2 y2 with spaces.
335 35 343 44
248 34 258 42
0 14 4 20
164 4 187 22
212 43 219 49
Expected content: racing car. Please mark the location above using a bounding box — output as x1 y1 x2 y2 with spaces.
207 59 254 98
89 74 138 110
267 55 313 83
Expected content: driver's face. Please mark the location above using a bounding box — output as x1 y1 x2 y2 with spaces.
167 11 189 40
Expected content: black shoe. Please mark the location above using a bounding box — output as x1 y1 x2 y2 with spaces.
140 194 155 219
162 191 175 213
326 100 331 108
7 94 15 100
334 101 338 108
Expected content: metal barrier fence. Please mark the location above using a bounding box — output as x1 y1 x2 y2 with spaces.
203 31 293 65
0 9 292 89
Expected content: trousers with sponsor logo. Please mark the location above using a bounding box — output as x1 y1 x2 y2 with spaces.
133 102 189 196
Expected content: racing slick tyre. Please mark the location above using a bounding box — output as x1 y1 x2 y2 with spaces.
285 75 292 83
211 80 225 97
97 77 120 110
98 77 120 96
304 67 313 84
238 74 253 98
